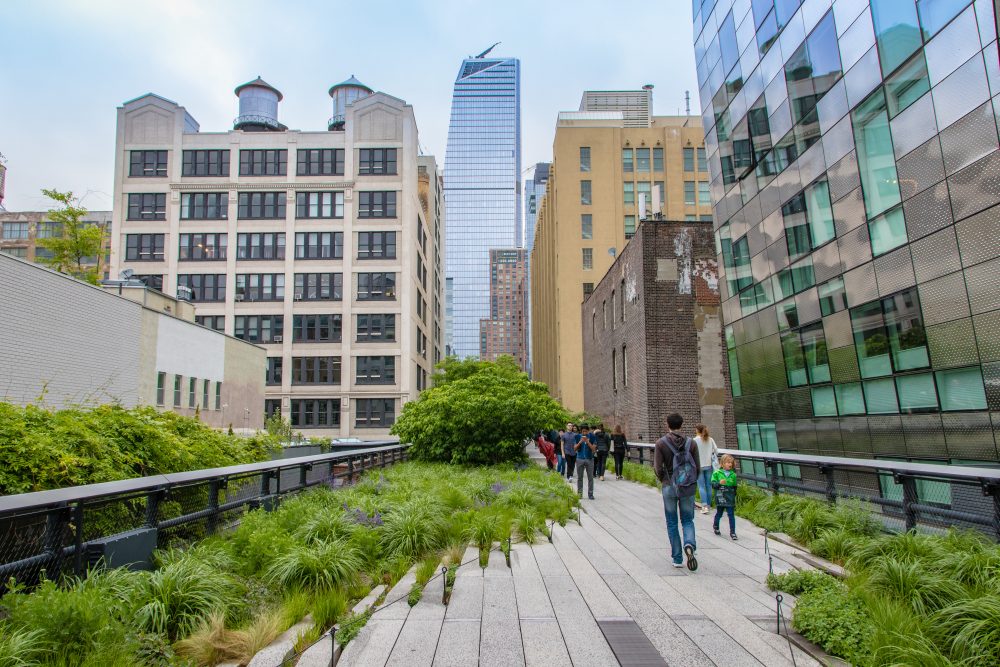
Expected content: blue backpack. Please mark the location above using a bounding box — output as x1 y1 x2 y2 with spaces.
665 437 698 497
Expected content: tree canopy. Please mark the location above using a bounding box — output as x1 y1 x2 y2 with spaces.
36 189 107 284
431 354 523 387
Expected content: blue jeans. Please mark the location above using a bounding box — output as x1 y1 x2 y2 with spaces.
556 454 565 474
661 486 697 564
697 466 714 506
714 505 736 535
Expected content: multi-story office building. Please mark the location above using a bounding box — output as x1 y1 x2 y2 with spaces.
444 55 521 360
579 87 654 127
523 163 550 375
531 93 709 411
111 77 444 438
693 0 1000 468
0 210 112 279
479 248 528 369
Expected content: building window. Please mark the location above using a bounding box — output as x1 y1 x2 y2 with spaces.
173 375 182 407
853 89 901 219
580 146 591 172
818 278 847 316
127 193 166 220
294 272 343 301
355 398 394 428
603 300 607 329
684 181 696 205
266 357 283 385
295 191 344 219
358 148 398 175
636 148 650 172
637 182 651 208
653 147 664 171
624 182 635 205
612 348 617 390
580 180 592 205
234 315 284 343
356 356 396 384
156 372 165 406
357 272 396 300
182 149 230 177
202 380 209 408
782 180 835 260
1 222 28 240
620 279 626 321
236 232 284 260
181 193 228 220
622 148 633 173
294 232 342 260
129 150 167 177
582 248 593 270
697 147 707 171
869 206 908 257
125 234 164 261
936 367 988 411
583 282 594 298
683 147 694 171
36 222 62 238
215 382 222 410
357 231 396 259
357 314 396 341
296 148 344 176
292 357 341 385
851 288 928 379
238 192 286 219
134 274 163 290
291 399 341 428
625 215 636 239
239 149 287 176
177 274 226 302
358 191 397 218
179 233 227 261
264 399 281 420
698 181 711 205
293 314 342 343
581 214 593 240
188 377 196 407
622 345 628 387
195 315 225 331
236 273 284 301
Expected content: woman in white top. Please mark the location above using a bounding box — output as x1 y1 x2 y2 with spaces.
694 424 719 514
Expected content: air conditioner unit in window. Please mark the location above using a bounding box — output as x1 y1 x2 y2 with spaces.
294 292 303 300
235 294 244 302
272 335 283 343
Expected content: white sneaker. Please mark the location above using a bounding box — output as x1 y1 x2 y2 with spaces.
701 507 711 515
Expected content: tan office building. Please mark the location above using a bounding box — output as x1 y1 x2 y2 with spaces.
531 92 711 411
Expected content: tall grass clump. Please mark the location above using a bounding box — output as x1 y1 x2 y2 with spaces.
266 540 362 591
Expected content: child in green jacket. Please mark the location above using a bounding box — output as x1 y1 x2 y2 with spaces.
712 454 738 540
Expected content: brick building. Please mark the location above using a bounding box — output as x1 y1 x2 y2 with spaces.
479 248 529 370
581 218 733 445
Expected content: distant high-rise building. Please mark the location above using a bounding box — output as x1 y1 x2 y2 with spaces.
524 162 549 254
480 248 528 369
579 88 653 127
444 55 521 360
0 155 7 209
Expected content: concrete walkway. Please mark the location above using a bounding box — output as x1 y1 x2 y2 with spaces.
338 459 820 667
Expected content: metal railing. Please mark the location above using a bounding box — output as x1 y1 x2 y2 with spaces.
0 442 408 585
622 443 1000 539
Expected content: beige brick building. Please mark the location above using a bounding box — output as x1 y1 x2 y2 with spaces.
531 91 711 411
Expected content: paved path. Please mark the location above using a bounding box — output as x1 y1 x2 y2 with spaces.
339 456 821 667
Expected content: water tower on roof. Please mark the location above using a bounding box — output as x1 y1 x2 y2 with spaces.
328 75 373 130
233 76 286 131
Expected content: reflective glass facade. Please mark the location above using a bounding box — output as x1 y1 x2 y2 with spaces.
693 0 1000 465
444 58 521 359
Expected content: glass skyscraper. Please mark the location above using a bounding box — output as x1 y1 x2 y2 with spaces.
444 57 521 359
693 0 1000 469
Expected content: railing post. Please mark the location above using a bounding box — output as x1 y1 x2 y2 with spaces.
42 504 70 578
144 489 164 528
766 459 780 494
983 481 1000 541
348 456 355 482
895 474 918 532
72 502 85 577
299 463 309 489
206 479 221 535
380 451 387 468
638 447 645 466
819 465 837 504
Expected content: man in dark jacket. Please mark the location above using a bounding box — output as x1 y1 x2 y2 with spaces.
592 424 611 480
654 413 700 570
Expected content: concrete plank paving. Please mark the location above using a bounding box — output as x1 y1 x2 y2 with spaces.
479 575 525 667
520 619 572 667
431 620 480 667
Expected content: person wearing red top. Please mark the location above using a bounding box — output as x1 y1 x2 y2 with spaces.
535 433 557 470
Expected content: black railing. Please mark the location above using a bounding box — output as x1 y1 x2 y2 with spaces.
0 442 408 585
623 443 1000 539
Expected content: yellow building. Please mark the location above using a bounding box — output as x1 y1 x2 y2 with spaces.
531 96 710 411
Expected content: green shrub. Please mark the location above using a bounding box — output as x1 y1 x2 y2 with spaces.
766 569 840 596
792 584 872 664
619 461 658 488
335 610 372 648
864 558 965 616
514 509 543 544
809 528 861 565
382 501 445 559
266 540 361 592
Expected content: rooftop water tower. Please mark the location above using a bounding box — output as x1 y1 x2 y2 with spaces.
328 75 373 130
233 76 285 131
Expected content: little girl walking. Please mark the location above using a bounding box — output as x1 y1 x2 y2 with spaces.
711 454 738 540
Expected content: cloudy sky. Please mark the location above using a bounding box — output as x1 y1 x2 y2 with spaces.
1 0 699 211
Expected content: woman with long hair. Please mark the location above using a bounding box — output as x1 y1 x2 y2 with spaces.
611 424 628 480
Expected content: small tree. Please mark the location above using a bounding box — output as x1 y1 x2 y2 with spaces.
432 354 522 387
265 412 293 443
392 360 568 465
36 189 107 285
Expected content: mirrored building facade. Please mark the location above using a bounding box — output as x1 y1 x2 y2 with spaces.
444 57 521 359
693 0 1000 471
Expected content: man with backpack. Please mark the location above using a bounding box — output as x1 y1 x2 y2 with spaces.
654 413 700 571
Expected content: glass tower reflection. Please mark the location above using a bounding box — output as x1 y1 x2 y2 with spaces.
444 57 521 359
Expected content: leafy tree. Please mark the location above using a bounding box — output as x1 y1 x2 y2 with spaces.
265 412 293 442
392 361 568 465
35 189 107 285
569 410 605 428
432 354 522 387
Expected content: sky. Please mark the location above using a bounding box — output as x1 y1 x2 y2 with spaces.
0 0 700 212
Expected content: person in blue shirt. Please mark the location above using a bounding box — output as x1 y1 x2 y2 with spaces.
560 424 578 483
574 424 597 500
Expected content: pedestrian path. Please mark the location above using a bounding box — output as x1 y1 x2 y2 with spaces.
339 458 821 666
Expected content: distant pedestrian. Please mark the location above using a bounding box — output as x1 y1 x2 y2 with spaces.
712 454 738 540
593 424 611 480
536 432 557 470
554 428 566 475
654 413 700 571
694 424 719 515
575 424 596 499
611 425 628 480
561 423 578 483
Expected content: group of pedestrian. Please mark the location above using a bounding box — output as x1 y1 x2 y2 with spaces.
534 422 628 500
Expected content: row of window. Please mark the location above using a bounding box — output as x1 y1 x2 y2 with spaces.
233 313 397 344
155 372 222 410
130 148 397 178
266 355 396 386
126 231 396 261
265 398 395 428
1 220 107 240
174 272 396 302
128 191 396 221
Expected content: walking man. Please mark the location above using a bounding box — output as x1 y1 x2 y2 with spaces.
561 423 578 483
575 424 596 499
593 423 611 480
654 413 700 570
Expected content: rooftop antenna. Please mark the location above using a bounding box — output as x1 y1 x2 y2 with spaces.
685 90 691 115
476 42 501 58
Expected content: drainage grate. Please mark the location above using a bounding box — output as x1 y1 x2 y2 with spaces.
597 619 667 667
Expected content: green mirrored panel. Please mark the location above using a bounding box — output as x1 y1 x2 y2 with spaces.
896 373 939 411
853 90 902 219
812 386 838 415
936 366 988 411
869 206 908 256
885 51 931 118
835 383 867 414
864 377 900 413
